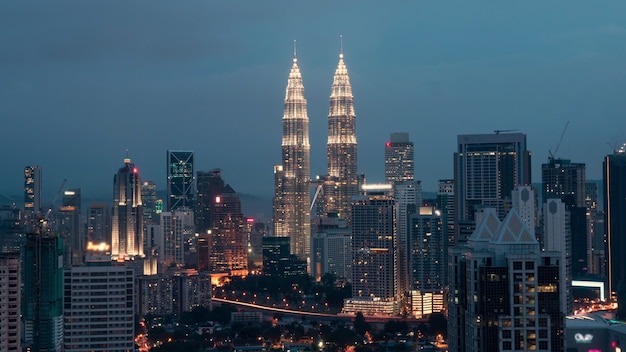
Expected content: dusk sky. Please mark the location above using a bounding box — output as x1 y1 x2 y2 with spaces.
2 1 626 203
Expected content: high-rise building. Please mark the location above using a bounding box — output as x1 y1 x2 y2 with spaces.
23 232 64 352
24 165 42 213
542 158 588 277
0 252 20 352
310 214 352 282
604 147 626 318
207 185 247 275
158 209 194 269
142 180 159 225
344 187 398 316
409 206 445 291
111 157 144 260
385 132 414 183
272 48 311 260
408 206 445 319
454 132 531 244
87 204 110 246
195 170 247 275
166 150 195 211
393 181 421 303
326 44 358 223
196 169 225 235
543 198 573 315
63 260 135 351
542 158 586 208
448 208 565 352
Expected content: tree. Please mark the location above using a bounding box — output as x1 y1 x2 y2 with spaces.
428 312 447 338
353 312 370 336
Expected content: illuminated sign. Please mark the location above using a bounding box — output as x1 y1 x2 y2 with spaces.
574 333 593 343
86 241 110 252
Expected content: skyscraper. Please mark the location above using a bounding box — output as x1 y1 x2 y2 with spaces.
454 132 531 244
87 204 110 245
326 43 358 222
344 187 399 316
385 132 414 183
448 208 565 352
603 147 626 318
142 180 159 225
541 158 588 277
24 165 42 212
111 157 144 260
272 47 311 259
196 169 225 235
23 232 64 352
207 184 247 275
166 150 194 211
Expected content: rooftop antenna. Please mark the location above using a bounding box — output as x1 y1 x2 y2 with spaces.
124 149 131 163
339 34 343 58
293 39 297 62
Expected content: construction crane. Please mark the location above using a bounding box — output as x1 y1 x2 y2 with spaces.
310 184 323 212
548 121 570 160
494 129 518 134
44 178 67 220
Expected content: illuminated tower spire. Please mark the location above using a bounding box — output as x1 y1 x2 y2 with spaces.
327 36 358 221
273 42 311 259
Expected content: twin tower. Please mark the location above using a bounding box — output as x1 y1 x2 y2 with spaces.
273 41 358 260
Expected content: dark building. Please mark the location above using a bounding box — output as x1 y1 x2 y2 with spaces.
454 133 532 244
262 236 306 277
195 169 224 235
448 209 565 352
604 148 626 318
541 158 588 277
23 232 64 351
166 150 194 211
196 170 247 275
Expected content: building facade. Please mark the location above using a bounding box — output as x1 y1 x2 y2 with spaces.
24 165 42 213
272 50 311 260
346 190 398 315
111 157 144 260
63 261 135 351
385 132 414 183
0 252 20 352
166 150 195 211
23 233 64 352
448 208 565 352
604 147 626 318
454 133 532 244
310 214 352 282
326 47 358 223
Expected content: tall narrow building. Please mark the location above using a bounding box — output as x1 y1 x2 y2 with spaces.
111 157 144 260
272 45 311 259
24 165 42 213
604 146 626 318
326 43 358 222
166 150 195 211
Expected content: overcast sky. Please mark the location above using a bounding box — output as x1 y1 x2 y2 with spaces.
2 1 626 203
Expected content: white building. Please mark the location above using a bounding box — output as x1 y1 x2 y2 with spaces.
64 261 135 351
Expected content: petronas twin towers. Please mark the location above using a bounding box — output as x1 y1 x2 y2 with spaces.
273 41 358 260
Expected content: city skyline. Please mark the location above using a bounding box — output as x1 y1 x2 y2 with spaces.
2 1 626 202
